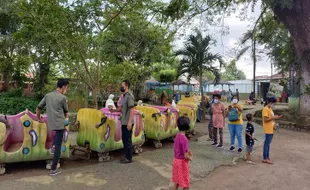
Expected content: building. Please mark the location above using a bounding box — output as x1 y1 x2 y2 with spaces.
255 73 288 100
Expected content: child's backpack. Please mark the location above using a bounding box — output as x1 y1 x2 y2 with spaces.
228 108 240 122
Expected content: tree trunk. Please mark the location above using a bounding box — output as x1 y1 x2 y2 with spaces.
252 38 256 98
2 71 11 92
199 72 205 120
273 0 310 116
93 88 98 109
34 62 50 98
299 62 310 115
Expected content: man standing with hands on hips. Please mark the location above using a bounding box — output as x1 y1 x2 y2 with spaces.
36 78 69 176
110 80 135 163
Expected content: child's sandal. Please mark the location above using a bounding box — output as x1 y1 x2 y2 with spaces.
246 161 255 165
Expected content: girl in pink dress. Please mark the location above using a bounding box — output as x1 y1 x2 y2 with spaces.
211 92 226 148
172 116 193 190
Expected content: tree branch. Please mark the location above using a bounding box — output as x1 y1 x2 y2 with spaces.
101 1 132 32
175 0 222 30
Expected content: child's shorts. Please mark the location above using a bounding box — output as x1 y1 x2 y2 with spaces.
246 145 253 153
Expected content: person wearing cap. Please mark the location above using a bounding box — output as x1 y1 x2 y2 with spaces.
262 97 282 164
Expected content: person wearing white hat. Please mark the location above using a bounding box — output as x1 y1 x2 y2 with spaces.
105 94 116 110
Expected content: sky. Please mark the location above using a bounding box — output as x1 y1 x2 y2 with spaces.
172 1 273 79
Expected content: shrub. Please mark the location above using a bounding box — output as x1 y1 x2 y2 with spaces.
159 69 176 82
0 96 40 115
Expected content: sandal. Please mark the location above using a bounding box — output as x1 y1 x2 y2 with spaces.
262 160 273 164
268 158 273 162
246 161 255 165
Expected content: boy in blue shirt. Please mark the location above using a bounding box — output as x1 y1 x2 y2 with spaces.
245 113 257 164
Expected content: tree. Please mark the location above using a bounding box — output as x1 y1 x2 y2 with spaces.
0 1 30 92
255 12 295 73
165 0 310 116
159 69 177 82
203 71 216 81
272 1 310 116
100 9 174 97
100 62 151 98
176 30 223 117
234 30 259 97
152 56 179 82
15 0 174 106
222 60 246 81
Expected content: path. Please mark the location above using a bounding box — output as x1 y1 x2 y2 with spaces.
191 128 310 190
2 103 309 190
0 120 265 190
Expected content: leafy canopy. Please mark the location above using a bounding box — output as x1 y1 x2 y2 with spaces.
222 60 246 81
175 29 223 82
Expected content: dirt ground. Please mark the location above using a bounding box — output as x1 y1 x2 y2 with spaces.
3 103 310 190
191 128 310 190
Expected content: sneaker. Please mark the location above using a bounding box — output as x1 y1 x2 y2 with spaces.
50 168 62 176
211 143 217 146
229 146 235 151
237 148 243 154
217 144 224 148
120 158 132 164
49 146 55 155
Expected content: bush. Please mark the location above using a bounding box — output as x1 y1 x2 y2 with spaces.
1 88 23 97
159 69 176 82
0 96 40 115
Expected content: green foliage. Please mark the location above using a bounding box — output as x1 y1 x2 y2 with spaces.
12 0 174 104
163 0 190 21
305 85 310 94
175 29 223 82
203 71 216 81
256 12 295 72
279 79 288 92
101 11 173 66
0 96 40 115
152 57 179 81
222 60 247 81
176 29 222 109
0 2 32 91
159 69 176 82
101 62 151 93
0 88 23 97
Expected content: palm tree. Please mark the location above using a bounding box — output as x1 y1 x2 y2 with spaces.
175 30 223 118
236 30 258 98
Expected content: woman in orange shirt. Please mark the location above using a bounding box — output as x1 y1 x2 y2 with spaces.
262 97 282 164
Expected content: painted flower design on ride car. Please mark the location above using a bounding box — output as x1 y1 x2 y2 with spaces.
104 124 111 141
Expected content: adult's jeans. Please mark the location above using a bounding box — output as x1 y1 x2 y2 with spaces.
228 124 243 148
122 125 133 161
263 134 274 160
51 129 65 170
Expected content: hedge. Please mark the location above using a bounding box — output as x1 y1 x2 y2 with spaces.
0 96 40 115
